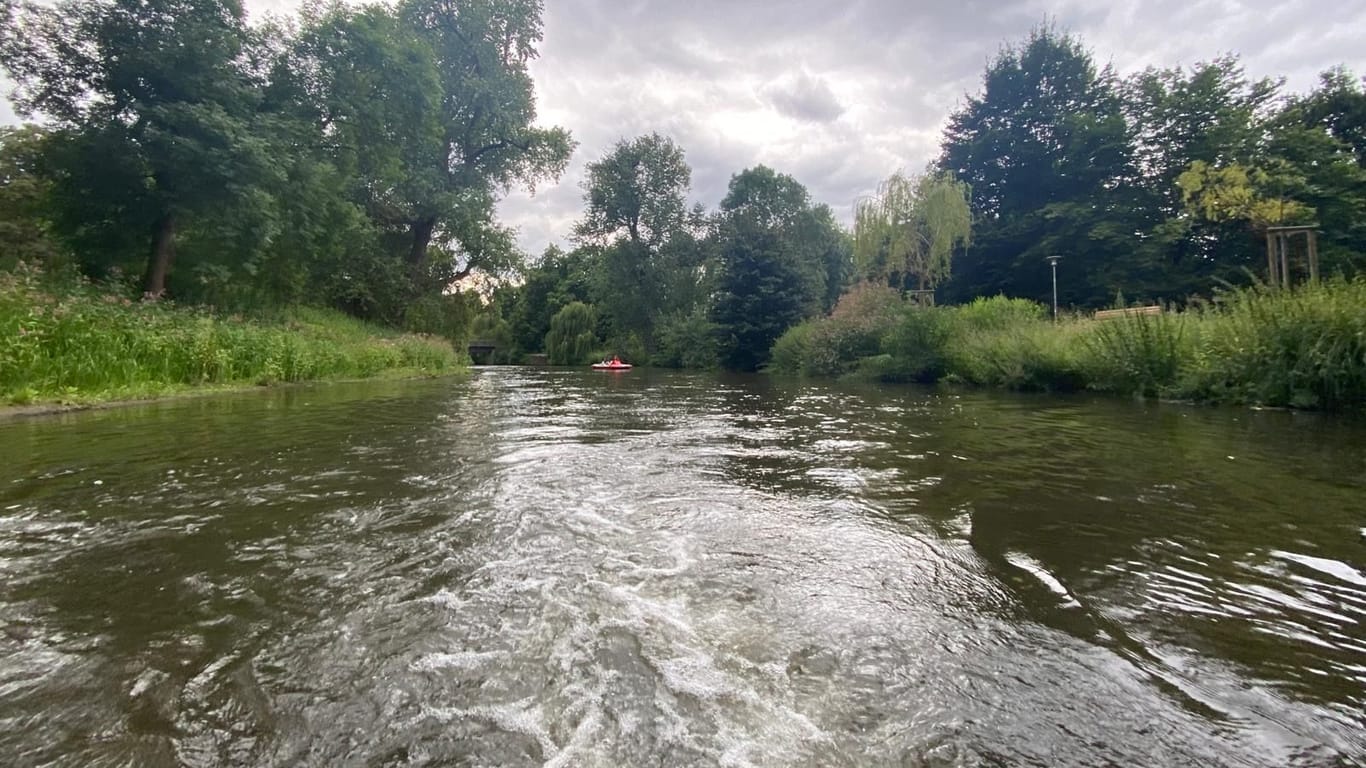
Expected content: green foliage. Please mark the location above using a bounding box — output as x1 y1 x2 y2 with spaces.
954 295 1048 330
611 329 647 363
877 309 952 383
0 126 68 271
576 133 690 250
0 0 568 317
573 134 709 352
545 301 598 365
503 245 595 354
774 279 1366 410
468 310 517 364
801 283 904 377
654 309 719 369
0 266 457 404
1183 279 1366 409
405 291 480 346
1177 160 1314 229
0 0 273 296
939 25 1136 308
712 166 847 371
854 170 971 292
1084 311 1188 397
768 322 815 376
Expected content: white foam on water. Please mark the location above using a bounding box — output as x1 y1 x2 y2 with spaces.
421 700 559 758
1005 551 1081 608
411 650 502 671
1270 550 1366 588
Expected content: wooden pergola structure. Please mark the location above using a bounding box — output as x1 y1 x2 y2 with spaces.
1264 225 1319 287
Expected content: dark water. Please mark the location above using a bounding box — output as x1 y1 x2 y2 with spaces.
1 369 1363 767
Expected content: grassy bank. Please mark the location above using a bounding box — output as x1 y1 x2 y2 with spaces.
1 268 462 406
771 279 1366 411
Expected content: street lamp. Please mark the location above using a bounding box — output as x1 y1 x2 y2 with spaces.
1045 255 1062 321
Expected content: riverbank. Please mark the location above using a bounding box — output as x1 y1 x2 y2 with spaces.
771 278 1366 411
1 269 463 407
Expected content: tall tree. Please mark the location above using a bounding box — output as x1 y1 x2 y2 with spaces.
575 133 694 347
711 166 840 371
576 132 690 250
938 25 1137 307
1123 56 1284 294
854 170 971 294
393 0 574 282
0 0 268 297
284 0 573 295
1268 69 1366 275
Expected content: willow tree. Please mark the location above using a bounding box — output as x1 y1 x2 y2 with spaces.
854 170 972 293
545 301 598 365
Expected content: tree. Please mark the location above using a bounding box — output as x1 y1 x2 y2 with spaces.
391 0 574 282
0 126 66 270
545 301 598 365
854 170 971 293
574 133 694 348
503 244 594 353
1176 160 1313 230
576 133 690 250
1268 69 1366 275
0 0 270 297
1295 67 1366 164
938 25 1137 308
1122 56 1284 294
280 0 572 297
711 166 840 371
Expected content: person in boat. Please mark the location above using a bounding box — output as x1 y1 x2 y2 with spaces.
611 355 622 365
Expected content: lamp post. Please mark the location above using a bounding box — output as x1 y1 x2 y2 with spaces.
1045 255 1061 321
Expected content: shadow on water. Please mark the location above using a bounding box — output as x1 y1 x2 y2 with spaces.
1 369 1363 766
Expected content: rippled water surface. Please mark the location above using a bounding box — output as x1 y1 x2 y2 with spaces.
2 369 1364 767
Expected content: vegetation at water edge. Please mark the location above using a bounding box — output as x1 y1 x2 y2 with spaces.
0 267 460 406
770 279 1366 411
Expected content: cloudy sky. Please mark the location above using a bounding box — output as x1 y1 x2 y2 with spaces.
5 0 1365 256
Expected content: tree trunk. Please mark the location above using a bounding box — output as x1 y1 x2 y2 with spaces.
142 213 177 299
408 217 437 276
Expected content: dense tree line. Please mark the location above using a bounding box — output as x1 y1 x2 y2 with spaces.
2 7 1362 371
0 0 570 331
939 27 1366 307
491 28 1362 370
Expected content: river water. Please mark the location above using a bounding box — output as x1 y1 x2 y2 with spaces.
1 369 1363 767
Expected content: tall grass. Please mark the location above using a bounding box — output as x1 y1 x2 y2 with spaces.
770 279 1366 411
0 266 461 405
1184 280 1366 410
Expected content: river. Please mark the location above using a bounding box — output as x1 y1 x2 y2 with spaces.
1 369 1363 767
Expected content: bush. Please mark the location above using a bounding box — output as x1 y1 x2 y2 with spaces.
768 321 816 375
876 308 952 383
768 283 907 376
654 309 719 369
955 295 1047 331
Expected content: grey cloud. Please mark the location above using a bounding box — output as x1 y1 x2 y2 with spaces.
763 72 845 123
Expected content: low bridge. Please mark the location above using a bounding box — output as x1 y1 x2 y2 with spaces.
468 339 496 364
